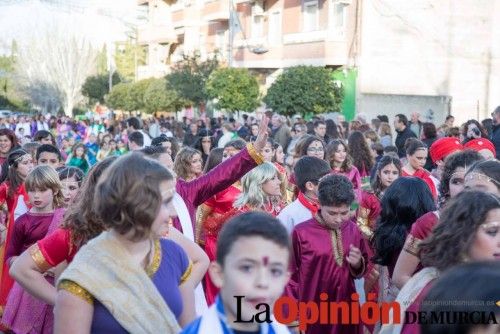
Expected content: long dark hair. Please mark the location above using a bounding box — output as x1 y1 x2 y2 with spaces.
421 191 500 271
203 148 224 173
348 131 374 175
372 177 436 266
0 149 31 197
371 155 402 197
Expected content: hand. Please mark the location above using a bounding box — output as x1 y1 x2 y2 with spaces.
252 116 269 153
346 244 362 269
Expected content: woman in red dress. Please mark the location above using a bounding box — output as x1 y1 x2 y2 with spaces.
401 138 438 199
393 150 483 289
202 162 285 305
0 149 34 312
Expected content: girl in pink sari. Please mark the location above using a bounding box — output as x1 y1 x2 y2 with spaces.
326 139 362 200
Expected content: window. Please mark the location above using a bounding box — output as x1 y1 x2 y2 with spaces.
252 15 264 38
303 1 319 32
332 1 346 34
268 11 282 44
215 30 226 51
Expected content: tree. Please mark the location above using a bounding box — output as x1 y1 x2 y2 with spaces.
16 24 97 116
206 68 260 113
105 82 132 111
143 78 181 114
114 40 146 82
166 53 219 107
82 72 121 105
128 78 155 111
264 65 343 118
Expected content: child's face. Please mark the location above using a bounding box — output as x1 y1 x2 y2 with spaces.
61 175 80 207
110 141 117 150
38 152 61 169
210 236 289 331
75 147 84 157
320 204 351 229
29 187 54 211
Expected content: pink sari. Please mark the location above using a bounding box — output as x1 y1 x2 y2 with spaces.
1 208 64 334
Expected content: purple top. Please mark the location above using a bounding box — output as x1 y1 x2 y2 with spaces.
6 212 55 262
90 239 190 333
173 146 259 233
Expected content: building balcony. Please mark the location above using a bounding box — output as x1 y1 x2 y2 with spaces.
137 24 177 45
202 0 229 22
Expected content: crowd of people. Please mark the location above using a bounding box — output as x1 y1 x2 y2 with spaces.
0 107 498 334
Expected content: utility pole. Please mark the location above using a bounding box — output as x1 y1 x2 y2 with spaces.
228 0 233 67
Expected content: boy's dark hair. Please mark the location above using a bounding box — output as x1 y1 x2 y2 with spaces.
128 131 144 147
216 212 290 266
371 143 384 156
317 174 355 207
377 115 389 123
445 114 454 121
294 156 331 193
383 145 398 154
395 114 408 126
421 261 500 334
224 139 246 150
33 130 55 144
140 145 167 159
313 120 326 128
127 117 141 130
36 144 62 161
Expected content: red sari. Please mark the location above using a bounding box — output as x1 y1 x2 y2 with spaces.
0 183 30 311
402 168 437 200
357 191 382 302
203 201 284 305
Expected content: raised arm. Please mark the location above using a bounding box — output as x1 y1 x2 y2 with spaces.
178 117 269 207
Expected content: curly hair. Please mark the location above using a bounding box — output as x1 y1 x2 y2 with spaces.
62 156 118 248
173 147 202 180
318 174 355 207
439 150 483 204
94 153 174 241
348 131 374 175
326 139 353 172
420 191 500 271
234 162 280 209
371 155 402 197
462 120 488 143
372 177 436 266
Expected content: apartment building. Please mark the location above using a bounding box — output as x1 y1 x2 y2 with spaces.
137 0 357 86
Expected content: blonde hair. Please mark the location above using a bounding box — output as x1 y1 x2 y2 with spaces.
378 122 392 136
25 165 64 208
234 162 280 209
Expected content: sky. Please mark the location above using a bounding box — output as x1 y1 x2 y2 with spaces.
0 0 144 54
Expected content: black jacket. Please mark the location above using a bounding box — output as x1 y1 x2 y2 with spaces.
491 124 500 158
395 127 417 158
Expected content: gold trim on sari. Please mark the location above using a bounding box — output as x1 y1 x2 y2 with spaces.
29 244 52 272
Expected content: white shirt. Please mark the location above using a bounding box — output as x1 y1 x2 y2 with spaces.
277 199 313 234
140 130 152 147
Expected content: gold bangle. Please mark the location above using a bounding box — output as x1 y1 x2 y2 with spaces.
246 143 264 165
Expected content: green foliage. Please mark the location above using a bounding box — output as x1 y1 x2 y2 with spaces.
128 78 155 111
114 40 146 82
82 72 121 104
105 82 132 110
143 78 181 113
263 65 343 118
166 53 219 106
206 68 260 113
